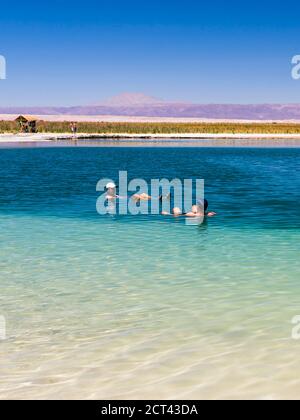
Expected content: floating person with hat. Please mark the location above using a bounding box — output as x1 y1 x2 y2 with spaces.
105 182 119 200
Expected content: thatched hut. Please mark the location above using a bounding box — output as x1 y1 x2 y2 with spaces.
15 115 38 133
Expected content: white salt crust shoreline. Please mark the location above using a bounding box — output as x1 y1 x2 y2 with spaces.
1 133 300 143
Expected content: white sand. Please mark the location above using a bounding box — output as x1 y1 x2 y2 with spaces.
1 132 300 143
0 134 53 143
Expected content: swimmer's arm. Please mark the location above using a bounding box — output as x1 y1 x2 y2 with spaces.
107 194 122 199
185 212 199 217
161 212 186 217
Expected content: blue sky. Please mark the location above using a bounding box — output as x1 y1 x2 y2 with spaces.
0 0 300 105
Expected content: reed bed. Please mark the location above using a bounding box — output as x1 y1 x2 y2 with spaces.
2 120 300 134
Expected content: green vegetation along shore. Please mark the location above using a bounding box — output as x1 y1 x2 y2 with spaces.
2 120 300 135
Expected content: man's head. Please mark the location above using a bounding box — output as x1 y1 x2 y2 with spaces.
197 199 208 212
191 205 199 213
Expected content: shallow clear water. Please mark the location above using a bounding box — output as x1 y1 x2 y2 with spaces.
0 144 299 399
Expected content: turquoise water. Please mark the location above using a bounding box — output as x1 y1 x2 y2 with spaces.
0 144 299 399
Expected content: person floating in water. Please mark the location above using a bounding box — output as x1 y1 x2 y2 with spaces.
105 185 170 201
132 192 152 201
105 182 119 200
187 200 216 217
132 192 171 202
162 200 216 218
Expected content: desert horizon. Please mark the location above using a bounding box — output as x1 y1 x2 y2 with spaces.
1 93 300 120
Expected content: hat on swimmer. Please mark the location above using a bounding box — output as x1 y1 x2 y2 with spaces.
106 182 117 189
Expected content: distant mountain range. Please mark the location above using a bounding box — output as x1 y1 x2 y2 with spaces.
96 93 165 106
1 93 300 120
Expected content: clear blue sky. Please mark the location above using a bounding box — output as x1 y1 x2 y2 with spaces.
0 0 300 105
